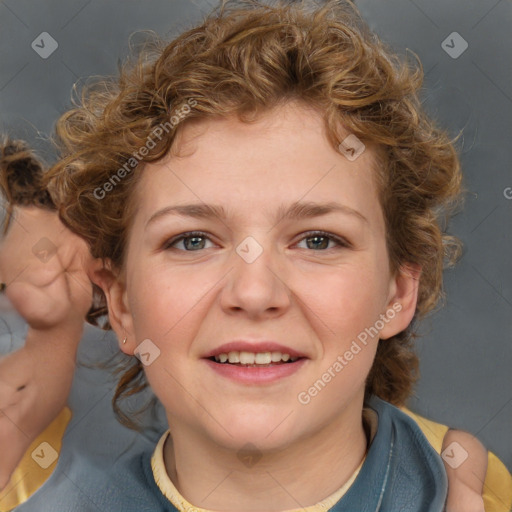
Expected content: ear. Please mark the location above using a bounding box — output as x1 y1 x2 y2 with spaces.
88 258 136 355
379 263 421 340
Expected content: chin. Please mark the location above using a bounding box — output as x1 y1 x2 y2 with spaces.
202 407 304 453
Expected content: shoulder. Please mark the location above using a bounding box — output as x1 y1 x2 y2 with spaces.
370 396 449 504
400 405 448 453
332 396 447 512
0 406 71 511
12 445 177 512
401 406 512 512
93 448 178 512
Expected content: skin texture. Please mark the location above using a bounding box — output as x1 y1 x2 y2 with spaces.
0 206 93 490
97 101 421 511
443 429 487 512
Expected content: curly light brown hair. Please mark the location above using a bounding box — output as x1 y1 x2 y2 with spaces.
42 0 463 429
0 139 55 228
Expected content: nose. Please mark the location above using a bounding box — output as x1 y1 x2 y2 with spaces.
219 236 292 320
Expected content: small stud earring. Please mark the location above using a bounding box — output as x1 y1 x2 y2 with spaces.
122 337 127 344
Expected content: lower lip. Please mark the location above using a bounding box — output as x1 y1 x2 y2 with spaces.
203 358 307 384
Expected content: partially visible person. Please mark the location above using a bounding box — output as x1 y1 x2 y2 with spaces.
0 139 95 500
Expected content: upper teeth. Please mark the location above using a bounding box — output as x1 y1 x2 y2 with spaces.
213 351 298 364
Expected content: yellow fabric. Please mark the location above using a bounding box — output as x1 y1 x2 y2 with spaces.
483 452 512 512
401 407 512 512
0 406 71 512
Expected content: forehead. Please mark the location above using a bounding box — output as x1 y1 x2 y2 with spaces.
133 102 383 226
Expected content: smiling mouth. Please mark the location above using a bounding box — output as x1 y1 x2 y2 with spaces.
208 350 302 368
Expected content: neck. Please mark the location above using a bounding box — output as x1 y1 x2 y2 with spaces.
162 399 368 512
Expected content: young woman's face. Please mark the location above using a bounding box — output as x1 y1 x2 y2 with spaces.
112 101 416 451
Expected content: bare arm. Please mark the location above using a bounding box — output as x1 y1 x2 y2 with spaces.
0 326 81 489
0 206 94 490
443 428 487 512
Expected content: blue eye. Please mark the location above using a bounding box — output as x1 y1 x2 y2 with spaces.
163 230 350 252
296 231 350 251
163 231 213 251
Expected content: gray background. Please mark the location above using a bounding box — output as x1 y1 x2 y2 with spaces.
0 0 510 484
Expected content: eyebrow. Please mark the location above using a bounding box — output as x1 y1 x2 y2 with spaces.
145 200 368 228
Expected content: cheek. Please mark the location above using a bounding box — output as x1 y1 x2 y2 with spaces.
296 265 384 399
128 263 204 338
295 260 389 342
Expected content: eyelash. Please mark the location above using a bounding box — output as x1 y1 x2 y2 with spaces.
162 230 351 252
